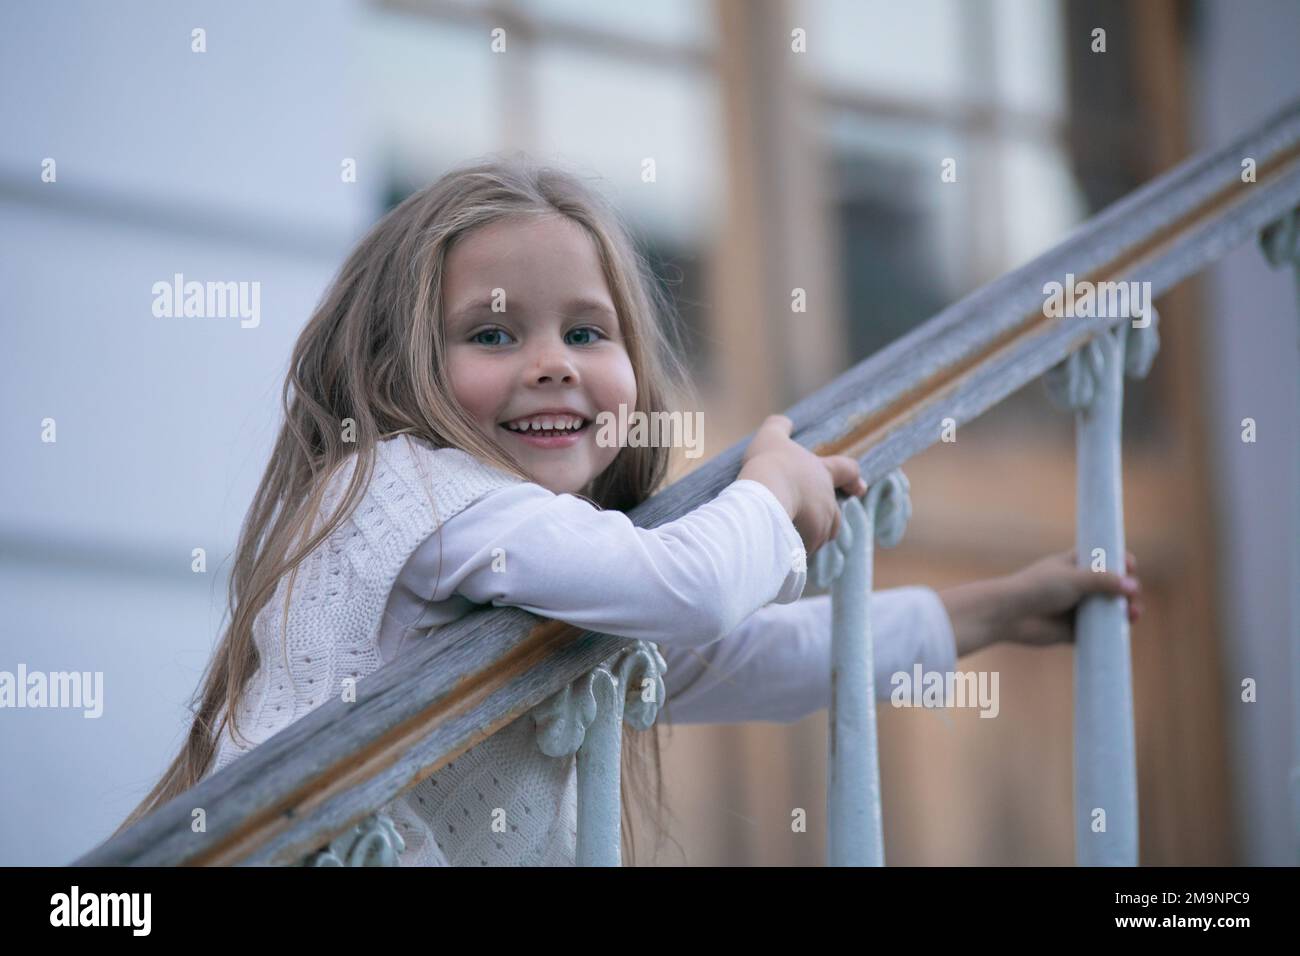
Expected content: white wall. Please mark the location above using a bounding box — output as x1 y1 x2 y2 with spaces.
0 0 376 864
1193 0 1300 865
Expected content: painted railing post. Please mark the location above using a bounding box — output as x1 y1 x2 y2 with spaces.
532 640 666 867
1045 307 1160 865
1259 206 1300 862
300 811 406 866
815 470 912 867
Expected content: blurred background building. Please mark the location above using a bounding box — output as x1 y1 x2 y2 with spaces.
1 0 1296 865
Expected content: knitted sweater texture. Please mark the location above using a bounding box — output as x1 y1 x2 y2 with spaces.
206 435 575 866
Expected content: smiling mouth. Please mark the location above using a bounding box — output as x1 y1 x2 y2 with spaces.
497 419 591 446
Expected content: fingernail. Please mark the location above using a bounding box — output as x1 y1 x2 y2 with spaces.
1121 575 1138 590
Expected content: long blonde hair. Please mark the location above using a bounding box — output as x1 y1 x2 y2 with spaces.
116 154 698 864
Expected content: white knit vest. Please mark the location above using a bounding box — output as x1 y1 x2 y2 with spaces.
207 434 580 866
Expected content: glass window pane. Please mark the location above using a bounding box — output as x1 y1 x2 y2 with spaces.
362 10 500 188
805 0 966 102
533 47 722 249
516 0 714 47
824 110 971 361
991 0 1067 118
994 135 1087 272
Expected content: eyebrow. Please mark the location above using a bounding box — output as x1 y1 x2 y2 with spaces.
448 297 618 324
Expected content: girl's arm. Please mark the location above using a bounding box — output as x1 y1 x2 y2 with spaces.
655 550 1146 725
659 586 956 725
938 550 1143 653
391 477 807 651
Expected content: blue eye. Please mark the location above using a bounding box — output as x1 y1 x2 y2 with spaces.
470 328 513 346
566 326 605 345
469 326 606 347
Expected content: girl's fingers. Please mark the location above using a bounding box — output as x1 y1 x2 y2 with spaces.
765 414 793 435
1060 549 1137 575
822 455 861 493
1075 567 1140 599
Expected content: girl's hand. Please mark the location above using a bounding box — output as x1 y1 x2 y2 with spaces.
737 414 866 554
940 550 1143 655
999 549 1142 647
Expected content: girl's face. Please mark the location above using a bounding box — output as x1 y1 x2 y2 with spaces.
443 213 638 496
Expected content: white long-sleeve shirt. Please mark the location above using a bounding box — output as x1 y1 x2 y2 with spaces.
378 478 957 725
206 436 958 866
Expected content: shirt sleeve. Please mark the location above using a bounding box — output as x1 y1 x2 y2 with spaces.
659 585 958 725
396 477 807 650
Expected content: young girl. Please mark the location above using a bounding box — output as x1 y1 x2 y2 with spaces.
117 156 1144 866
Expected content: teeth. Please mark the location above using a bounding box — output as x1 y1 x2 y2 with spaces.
505 415 584 432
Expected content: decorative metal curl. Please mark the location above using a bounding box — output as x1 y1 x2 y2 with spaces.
615 641 668 731
1044 305 1161 412
532 668 599 757
1260 207 1300 268
811 469 911 588
300 811 406 866
531 639 666 757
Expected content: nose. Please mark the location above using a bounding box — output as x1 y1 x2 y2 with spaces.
528 340 578 386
